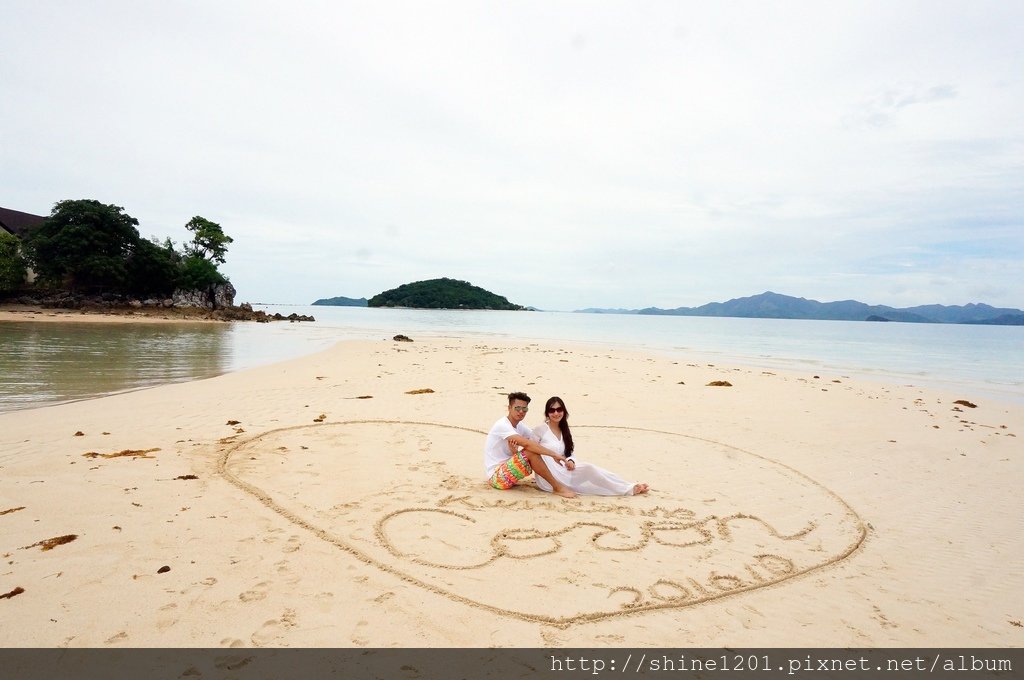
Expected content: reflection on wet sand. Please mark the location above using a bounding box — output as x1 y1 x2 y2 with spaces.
0 322 232 411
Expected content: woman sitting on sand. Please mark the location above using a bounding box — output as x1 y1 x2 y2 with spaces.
532 396 649 496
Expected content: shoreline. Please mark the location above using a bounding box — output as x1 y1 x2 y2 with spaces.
0 303 314 325
0 304 232 325
4 304 1023 415
1 338 1021 646
4 302 1023 418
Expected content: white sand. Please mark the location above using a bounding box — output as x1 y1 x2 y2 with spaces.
1 337 1022 647
0 306 225 324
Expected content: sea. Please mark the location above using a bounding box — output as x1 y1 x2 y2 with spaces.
1 304 1022 413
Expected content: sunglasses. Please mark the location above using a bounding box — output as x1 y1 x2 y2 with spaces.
512 406 529 413
547 407 565 413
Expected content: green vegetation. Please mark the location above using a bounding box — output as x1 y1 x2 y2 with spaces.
312 295 368 307
25 200 140 291
177 253 227 291
126 237 182 297
0 231 28 293
367 278 525 310
18 199 231 297
184 215 233 265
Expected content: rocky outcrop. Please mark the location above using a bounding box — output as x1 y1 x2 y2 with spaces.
214 282 236 309
172 282 236 310
171 288 210 309
3 285 313 323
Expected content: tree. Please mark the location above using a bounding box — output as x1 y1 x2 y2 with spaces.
0 231 28 294
126 236 181 297
184 216 233 265
16 201 236 299
24 199 141 291
177 254 227 291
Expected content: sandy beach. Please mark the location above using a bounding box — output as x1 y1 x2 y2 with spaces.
0 305 227 325
1 330 1022 648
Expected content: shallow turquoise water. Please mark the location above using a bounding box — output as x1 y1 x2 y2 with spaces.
1 306 1021 412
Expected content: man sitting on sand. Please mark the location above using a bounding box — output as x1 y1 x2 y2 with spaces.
484 392 577 498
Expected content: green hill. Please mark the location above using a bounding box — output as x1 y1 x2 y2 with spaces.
367 278 525 310
583 291 1024 325
311 295 368 307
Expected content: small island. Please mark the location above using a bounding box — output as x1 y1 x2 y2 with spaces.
311 295 368 307
366 278 525 310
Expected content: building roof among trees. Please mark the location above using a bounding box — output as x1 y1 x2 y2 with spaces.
0 206 45 238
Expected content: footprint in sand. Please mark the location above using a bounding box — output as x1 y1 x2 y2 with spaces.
350 620 370 647
156 614 179 631
250 608 298 646
238 582 270 602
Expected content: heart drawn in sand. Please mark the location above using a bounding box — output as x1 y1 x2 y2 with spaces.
218 420 866 626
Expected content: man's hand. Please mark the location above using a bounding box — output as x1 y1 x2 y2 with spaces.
551 454 573 469
509 436 566 465
506 435 529 456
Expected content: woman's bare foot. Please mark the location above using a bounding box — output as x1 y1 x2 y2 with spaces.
553 486 577 498
633 483 649 495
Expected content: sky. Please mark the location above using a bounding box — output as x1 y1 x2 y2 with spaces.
2 1 1022 311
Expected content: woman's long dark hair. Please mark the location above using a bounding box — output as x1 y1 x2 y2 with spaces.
545 396 574 457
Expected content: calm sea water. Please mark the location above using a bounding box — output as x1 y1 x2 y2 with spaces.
1 305 1021 413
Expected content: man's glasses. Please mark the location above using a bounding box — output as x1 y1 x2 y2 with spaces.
547 407 565 413
512 406 529 413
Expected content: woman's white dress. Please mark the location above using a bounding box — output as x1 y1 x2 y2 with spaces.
532 424 636 496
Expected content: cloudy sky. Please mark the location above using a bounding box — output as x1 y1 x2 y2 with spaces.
3 1 1022 311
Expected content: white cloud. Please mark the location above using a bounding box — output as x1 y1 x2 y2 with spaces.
2 0 1022 310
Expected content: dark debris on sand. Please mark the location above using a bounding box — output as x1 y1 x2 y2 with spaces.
23 534 78 551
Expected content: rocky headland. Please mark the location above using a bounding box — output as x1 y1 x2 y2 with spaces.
2 283 314 323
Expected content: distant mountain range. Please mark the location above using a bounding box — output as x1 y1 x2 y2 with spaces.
578 291 1024 325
